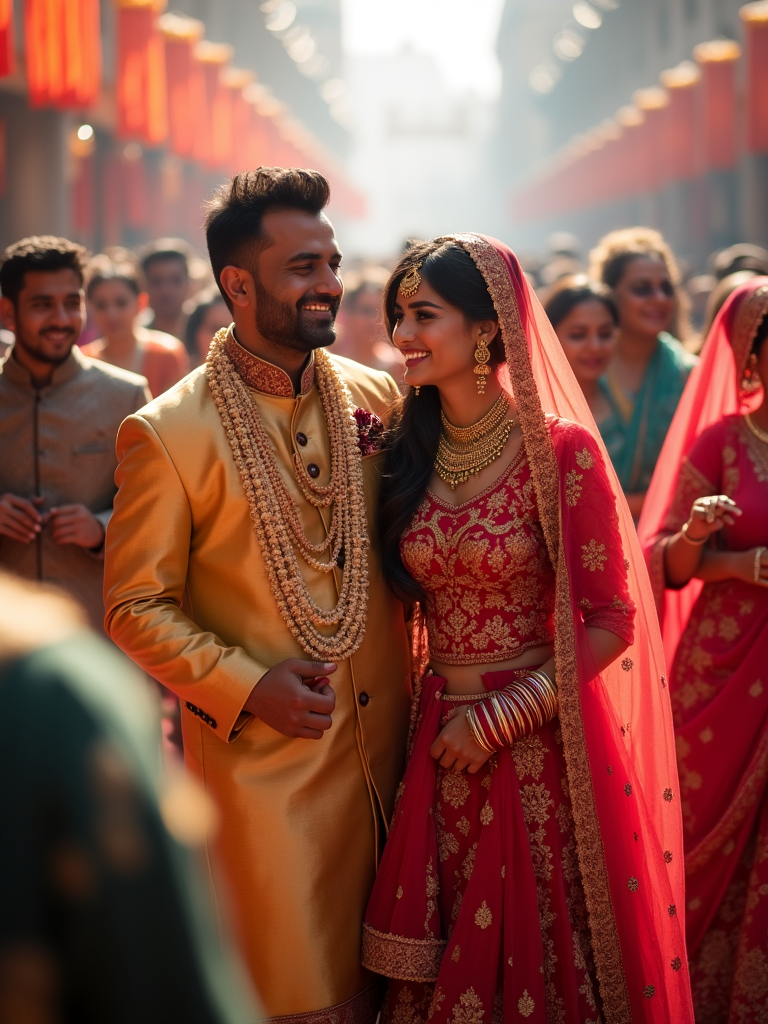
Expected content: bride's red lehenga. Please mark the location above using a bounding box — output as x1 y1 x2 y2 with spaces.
363 235 693 1024
639 279 768 1022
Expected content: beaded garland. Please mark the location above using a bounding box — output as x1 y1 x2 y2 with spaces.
206 328 369 660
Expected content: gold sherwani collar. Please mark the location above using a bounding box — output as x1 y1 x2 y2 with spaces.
224 328 315 398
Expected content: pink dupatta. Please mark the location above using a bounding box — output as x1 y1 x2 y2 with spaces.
450 236 692 1023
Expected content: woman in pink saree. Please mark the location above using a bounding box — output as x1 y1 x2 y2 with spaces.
363 235 692 1023
639 278 768 1022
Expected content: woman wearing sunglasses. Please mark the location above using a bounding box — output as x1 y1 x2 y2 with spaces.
589 228 697 518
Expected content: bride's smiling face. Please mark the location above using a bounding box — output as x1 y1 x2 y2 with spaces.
391 279 497 390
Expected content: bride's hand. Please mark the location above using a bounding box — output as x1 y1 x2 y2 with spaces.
430 706 495 774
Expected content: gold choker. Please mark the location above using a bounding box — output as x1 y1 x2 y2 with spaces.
435 393 515 489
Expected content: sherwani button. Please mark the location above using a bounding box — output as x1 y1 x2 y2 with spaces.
296 432 308 446
359 692 370 707
307 463 320 478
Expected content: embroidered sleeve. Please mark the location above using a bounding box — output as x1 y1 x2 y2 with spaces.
558 424 635 644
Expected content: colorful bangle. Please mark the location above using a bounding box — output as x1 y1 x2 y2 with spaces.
467 669 559 752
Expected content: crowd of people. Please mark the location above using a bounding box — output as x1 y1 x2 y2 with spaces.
0 167 766 1024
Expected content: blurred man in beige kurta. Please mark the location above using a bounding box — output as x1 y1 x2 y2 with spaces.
104 169 411 1023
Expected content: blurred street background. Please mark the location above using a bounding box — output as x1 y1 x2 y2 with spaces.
0 0 765 278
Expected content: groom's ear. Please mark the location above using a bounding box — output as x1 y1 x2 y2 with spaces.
219 266 255 310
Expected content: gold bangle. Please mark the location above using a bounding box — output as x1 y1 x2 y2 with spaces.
488 694 516 745
478 701 505 749
527 673 559 720
755 547 766 584
681 521 708 545
466 704 496 753
496 690 527 739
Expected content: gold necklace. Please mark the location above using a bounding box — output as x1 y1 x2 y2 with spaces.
207 329 369 661
435 393 515 490
746 413 768 445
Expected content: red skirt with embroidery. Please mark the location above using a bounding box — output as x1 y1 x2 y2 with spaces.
363 669 603 1024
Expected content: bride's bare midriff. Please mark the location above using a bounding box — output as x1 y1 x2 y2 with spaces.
430 643 555 696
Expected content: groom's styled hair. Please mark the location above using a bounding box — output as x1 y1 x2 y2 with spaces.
204 167 331 309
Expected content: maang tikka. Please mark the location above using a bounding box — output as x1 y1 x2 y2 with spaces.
399 263 422 298
474 335 491 395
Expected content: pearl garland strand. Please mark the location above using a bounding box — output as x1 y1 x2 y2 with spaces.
207 329 369 660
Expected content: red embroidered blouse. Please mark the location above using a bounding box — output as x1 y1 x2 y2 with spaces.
401 428 634 665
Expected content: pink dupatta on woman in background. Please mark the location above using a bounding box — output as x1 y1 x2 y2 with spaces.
638 279 768 1020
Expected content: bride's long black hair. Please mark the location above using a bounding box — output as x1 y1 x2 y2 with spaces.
379 238 505 603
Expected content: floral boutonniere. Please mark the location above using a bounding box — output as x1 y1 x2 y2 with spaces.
354 408 385 456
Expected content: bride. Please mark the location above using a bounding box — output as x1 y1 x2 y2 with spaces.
362 235 693 1023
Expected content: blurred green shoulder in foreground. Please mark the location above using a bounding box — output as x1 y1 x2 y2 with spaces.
0 572 260 1024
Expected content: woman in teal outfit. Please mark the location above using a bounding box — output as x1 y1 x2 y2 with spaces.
589 227 697 519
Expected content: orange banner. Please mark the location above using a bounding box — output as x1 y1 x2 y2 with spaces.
741 3 768 153
26 0 100 108
116 0 168 144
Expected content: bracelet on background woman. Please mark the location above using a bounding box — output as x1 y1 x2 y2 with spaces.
466 669 558 752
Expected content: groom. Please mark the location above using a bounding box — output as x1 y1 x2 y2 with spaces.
104 168 411 1022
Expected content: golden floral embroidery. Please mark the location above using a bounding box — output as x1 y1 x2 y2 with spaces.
668 904 677 916
628 877 639 892
396 886 403 899
511 734 548 781
664 850 673 863
621 658 633 672
663 788 674 802
575 448 594 470
565 468 583 506
442 772 470 809
456 816 470 836
451 987 484 1024
517 990 536 1017
643 985 655 998
624 783 632 796
474 902 492 929
461 843 477 881
578 597 593 611
400 453 557 666
750 680 764 698
480 803 494 825
451 945 460 962
581 539 607 572
361 924 446 983
700 727 714 744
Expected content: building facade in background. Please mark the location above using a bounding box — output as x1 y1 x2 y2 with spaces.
496 0 768 267
0 0 358 256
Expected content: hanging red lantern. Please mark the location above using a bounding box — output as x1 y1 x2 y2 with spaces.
0 0 15 78
116 0 168 146
633 87 671 193
693 39 742 170
222 68 254 175
740 2 768 153
159 12 204 158
193 41 233 169
26 0 101 108
659 62 702 181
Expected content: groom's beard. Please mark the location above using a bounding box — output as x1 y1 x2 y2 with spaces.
254 282 341 354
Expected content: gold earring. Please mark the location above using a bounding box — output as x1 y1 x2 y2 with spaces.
474 336 491 395
413 385 421 396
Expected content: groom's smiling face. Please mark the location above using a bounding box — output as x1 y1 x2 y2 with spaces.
251 208 344 354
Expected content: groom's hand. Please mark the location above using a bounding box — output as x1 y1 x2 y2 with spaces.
244 659 337 739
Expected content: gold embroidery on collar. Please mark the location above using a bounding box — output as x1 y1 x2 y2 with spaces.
224 330 315 397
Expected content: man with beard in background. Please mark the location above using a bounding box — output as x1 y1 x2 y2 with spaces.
0 236 150 631
104 169 411 1023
